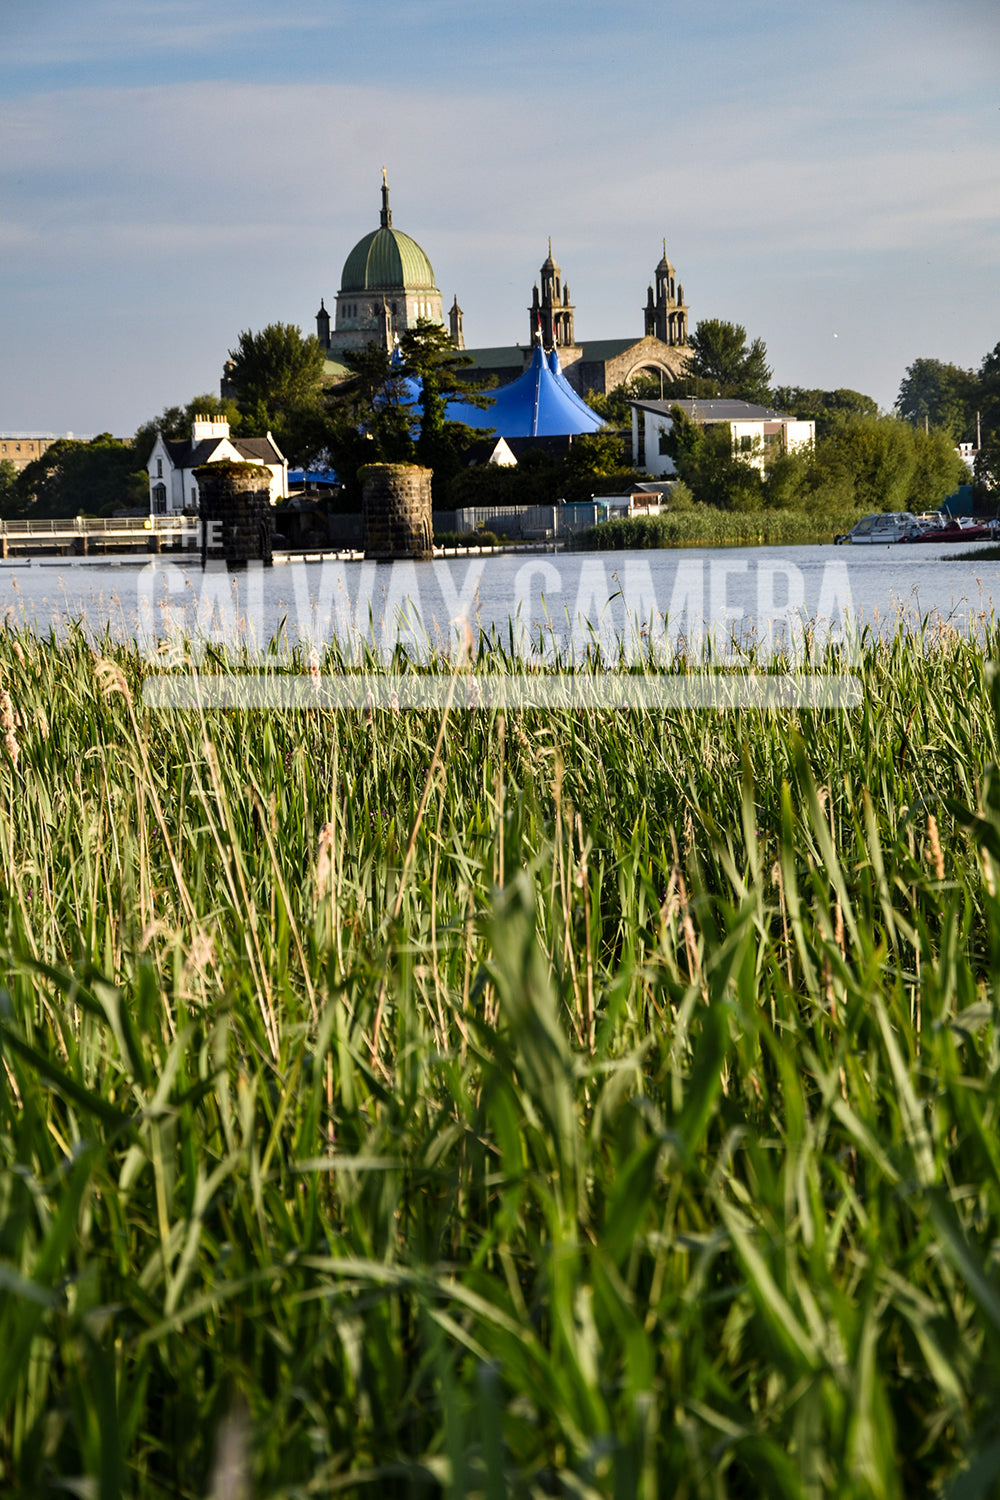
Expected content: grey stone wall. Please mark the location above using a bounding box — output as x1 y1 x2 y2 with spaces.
361 464 433 561
197 463 273 570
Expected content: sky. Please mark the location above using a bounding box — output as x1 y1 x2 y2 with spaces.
1 0 998 437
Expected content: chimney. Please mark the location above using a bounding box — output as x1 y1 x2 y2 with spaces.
192 413 230 443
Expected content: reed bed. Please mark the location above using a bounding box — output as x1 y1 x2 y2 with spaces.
579 510 861 549
2 619 1000 1497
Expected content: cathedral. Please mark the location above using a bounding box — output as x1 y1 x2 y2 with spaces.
314 175 691 397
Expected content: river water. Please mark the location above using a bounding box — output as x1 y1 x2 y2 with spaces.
1 542 999 661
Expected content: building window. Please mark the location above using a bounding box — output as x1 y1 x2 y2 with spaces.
156 458 163 477
739 435 754 451
152 483 167 514
658 428 671 455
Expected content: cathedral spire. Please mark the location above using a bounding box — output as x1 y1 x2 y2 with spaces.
380 166 392 229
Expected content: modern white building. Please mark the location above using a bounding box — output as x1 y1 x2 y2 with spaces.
631 398 815 478
147 415 287 515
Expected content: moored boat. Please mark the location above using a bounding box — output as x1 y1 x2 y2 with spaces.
834 513 919 545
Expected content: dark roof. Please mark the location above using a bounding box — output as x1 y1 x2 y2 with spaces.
503 434 577 459
161 434 283 469
234 437 283 464
632 398 794 422
462 437 515 466
163 437 225 468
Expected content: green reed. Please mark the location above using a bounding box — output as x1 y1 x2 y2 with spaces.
579 510 859 549
2 618 1000 1497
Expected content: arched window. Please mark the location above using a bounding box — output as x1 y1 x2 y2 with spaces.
152 483 167 514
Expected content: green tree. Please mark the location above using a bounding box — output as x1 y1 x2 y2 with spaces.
0 459 18 518
585 373 663 426
977 341 1000 447
763 448 812 511
660 406 764 510
321 343 418 504
773 387 880 438
225 324 327 460
817 416 916 514
684 320 772 402
133 393 242 465
974 442 1000 497
9 436 147 519
905 426 968 509
399 319 493 500
896 358 979 441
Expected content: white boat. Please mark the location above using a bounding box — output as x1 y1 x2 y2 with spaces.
834 512 918 545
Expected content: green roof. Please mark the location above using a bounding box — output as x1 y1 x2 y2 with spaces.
340 226 438 294
575 338 641 360
461 346 529 370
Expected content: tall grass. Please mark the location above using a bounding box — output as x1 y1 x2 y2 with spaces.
2 620 1000 1496
579 510 859 548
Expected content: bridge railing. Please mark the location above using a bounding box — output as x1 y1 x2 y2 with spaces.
0 516 198 536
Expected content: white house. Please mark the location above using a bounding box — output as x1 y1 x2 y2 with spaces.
147 415 288 515
631 398 815 479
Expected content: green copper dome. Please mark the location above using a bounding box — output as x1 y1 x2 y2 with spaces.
340 175 438 294
340 225 438 293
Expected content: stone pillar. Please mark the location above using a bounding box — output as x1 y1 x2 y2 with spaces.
361 464 433 561
196 462 273 571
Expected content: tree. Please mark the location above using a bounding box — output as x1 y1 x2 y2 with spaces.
133 393 242 465
0 460 17 518
321 343 418 504
9 436 148 519
818 416 916 514
905 426 968 510
399 319 494 499
225 323 326 430
683 320 772 402
974 442 1000 498
585 372 663 427
896 358 979 441
773 387 879 438
660 406 764 510
977 341 1000 449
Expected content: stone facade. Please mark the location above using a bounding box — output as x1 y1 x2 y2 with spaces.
0 435 61 472
568 335 691 397
197 462 273 570
361 463 433 561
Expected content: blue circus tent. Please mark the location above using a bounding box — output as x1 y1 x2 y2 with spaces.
444 342 604 437
381 340 605 439
545 346 609 428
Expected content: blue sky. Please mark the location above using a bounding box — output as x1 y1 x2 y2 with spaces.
1 0 998 436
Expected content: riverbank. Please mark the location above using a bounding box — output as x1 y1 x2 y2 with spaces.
2 624 1000 1495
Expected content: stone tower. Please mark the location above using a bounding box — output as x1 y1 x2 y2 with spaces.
449 295 465 350
644 244 688 346
528 240 576 349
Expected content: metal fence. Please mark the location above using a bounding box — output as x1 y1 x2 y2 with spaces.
0 516 196 536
